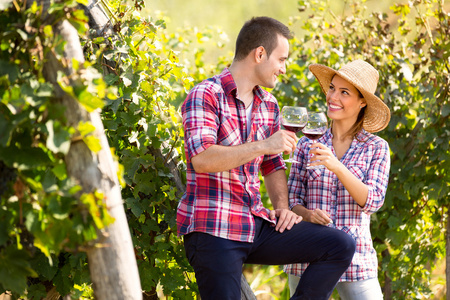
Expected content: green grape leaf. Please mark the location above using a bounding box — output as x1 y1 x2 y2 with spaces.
0 247 38 294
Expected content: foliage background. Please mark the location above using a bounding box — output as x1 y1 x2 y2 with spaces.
0 0 449 299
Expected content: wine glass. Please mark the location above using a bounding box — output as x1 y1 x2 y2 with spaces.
281 106 308 163
302 112 328 169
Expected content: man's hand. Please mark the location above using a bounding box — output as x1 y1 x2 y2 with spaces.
269 208 303 233
264 130 298 155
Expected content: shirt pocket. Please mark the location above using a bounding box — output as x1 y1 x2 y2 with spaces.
347 165 365 181
255 124 271 141
307 168 323 181
218 116 241 146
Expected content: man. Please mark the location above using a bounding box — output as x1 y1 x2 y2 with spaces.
177 16 356 299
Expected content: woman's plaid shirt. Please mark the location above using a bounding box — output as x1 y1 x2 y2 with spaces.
284 129 390 282
177 68 286 243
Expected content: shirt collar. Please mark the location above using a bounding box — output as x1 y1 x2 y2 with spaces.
327 128 370 148
220 68 268 102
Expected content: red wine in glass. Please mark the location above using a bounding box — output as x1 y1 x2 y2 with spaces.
302 129 326 141
280 106 308 163
302 112 328 169
283 123 306 134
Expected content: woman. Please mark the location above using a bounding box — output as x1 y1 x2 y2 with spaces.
284 60 391 299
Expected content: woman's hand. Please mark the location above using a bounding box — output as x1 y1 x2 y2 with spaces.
308 208 333 226
308 142 342 173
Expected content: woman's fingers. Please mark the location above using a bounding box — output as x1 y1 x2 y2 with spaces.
312 209 332 225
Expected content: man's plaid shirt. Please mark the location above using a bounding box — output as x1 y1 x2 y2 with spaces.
177 68 286 243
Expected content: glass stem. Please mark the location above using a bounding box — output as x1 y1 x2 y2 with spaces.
310 140 315 163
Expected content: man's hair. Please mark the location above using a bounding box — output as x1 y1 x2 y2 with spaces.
234 16 292 61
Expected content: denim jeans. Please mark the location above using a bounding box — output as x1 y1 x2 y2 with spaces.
289 274 383 300
184 217 355 300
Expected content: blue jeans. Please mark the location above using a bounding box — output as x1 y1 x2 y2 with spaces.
184 217 355 300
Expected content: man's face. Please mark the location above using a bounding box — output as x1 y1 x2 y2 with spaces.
255 34 289 89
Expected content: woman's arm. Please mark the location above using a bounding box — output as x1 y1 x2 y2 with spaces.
291 204 332 225
309 140 390 210
287 139 332 225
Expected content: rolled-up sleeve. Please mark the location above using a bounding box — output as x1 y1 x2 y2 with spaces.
362 140 391 214
261 154 286 176
182 86 218 159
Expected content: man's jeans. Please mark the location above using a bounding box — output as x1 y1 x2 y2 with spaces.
184 217 356 300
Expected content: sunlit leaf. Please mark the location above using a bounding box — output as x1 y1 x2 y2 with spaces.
83 135 102 153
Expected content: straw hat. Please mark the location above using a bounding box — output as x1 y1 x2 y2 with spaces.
308 60 390 133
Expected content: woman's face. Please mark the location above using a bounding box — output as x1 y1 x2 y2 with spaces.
326 75 366 123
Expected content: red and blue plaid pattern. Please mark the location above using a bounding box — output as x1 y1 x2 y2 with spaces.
177 68 286 243
284 129 390 281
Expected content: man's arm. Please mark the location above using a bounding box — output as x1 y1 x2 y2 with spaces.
265 169 290 210
191 130 297 173
264 169 303 233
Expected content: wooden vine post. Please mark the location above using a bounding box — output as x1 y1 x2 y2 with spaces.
32 0 142 299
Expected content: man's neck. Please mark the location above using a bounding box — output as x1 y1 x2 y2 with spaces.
228 61 257 107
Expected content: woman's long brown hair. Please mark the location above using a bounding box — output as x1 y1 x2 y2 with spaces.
346 105 367 142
